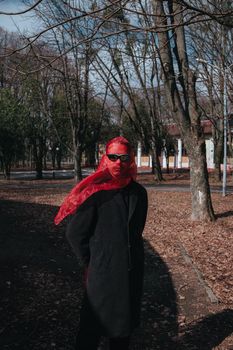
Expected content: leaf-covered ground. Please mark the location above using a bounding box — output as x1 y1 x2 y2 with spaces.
0 172 233 349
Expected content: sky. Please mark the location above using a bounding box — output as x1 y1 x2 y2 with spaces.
0 0 36 34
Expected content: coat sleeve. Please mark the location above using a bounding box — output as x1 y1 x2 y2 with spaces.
66 198 97 267
140 187 148 234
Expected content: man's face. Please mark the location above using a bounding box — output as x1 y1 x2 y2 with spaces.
106 143 130 179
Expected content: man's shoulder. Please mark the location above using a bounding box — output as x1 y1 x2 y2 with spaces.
83 181 147 203
130 180 147 196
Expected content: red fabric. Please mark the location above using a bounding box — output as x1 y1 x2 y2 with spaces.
54 137 137 225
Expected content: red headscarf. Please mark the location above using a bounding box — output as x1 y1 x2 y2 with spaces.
54 136 137 225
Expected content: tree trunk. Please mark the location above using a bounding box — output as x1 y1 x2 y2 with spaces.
166 154 170 174
228 120 233 158
56 151 62 170
72 124 83 181
85 145 96 168
35 155 43 179
74 146 83 181
214 136 223 181
5 161 11 180
33 138 44 180
213 73 224 182
43 154 47 170
187 139 215 221
52 152 56 169
151 146 163 181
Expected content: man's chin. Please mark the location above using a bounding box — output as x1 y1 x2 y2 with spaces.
111 170 121 178
112 173 120 179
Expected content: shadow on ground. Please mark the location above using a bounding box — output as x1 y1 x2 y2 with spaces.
216 210 233 219
0 199 232 349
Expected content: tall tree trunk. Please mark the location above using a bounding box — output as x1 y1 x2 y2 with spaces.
228 119 233 158
4 161 11 180
86 144 96 168
151 145 163 181
72 125 83 181
52 152 56 169
166 152 170 174
74 147 83 182
213 71 224 181
35 159 43 179
187 137 215 221
214 126 223 181
56 150 62 170
207 74 223 182
33 138 43 180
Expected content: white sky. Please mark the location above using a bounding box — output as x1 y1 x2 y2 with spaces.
0 0 36 34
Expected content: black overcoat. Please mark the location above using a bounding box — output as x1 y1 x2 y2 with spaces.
66 180 148 338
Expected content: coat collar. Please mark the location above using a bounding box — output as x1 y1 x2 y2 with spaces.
113 181 138 223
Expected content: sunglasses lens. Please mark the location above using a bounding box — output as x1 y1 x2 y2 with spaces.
120 155 130 162
107 154 130 162
107 154 118 161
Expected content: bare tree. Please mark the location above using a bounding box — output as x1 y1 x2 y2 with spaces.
91 5 168 180
153 0 215 221
192 22 233 181
176 0 233 27
31 2 102 180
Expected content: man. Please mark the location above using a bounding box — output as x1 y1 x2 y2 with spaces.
55 136 148 350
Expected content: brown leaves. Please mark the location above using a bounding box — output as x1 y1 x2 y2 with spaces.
1 173 233 348
141 174 233 306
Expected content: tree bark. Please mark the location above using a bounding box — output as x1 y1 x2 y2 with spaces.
74 147 83 182
4 161 11 180
214 126 223 181
187 137 215 221
33 137 44 180
72 122 82 181
151 145 163 181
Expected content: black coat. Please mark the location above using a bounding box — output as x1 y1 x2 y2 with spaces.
66 180 148 337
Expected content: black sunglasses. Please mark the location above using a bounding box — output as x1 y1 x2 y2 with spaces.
107 154 130 162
